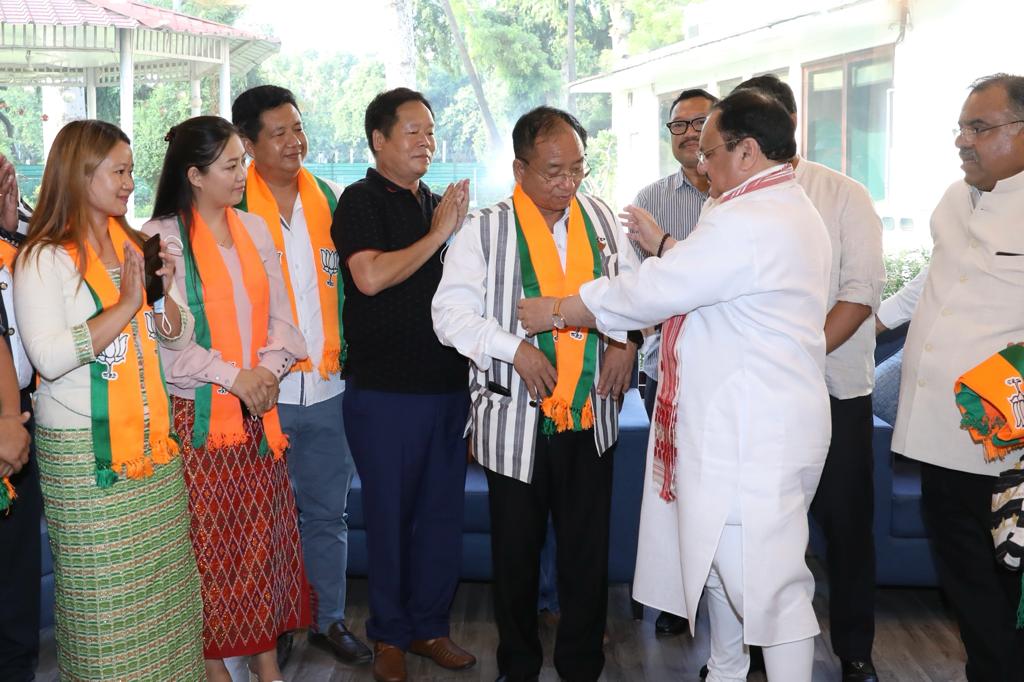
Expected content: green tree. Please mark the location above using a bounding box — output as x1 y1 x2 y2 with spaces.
0 86 44 165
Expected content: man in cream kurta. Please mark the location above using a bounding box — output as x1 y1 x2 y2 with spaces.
877 74 1024 682
518 91 832 682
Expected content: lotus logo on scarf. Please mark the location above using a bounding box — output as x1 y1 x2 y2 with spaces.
144 310 157 340
1007 377 1024 429
320 248 340 287
97 333 129 380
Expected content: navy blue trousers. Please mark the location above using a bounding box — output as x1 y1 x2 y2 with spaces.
343 385 469 649
0 391 40 682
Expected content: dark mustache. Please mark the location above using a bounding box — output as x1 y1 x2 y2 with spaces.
960 150 978 162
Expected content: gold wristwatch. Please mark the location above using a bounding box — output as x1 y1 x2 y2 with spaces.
551 297 567 330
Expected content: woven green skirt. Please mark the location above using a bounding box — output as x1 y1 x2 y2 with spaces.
36 426 205 681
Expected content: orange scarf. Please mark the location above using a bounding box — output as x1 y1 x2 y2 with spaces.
69 218 179 487
512 184 601 433
181 208 289 459
239 166 341 378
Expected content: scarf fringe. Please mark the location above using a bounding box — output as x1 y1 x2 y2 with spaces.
0 476 15 512
205 429 249 451
96 466 118 489
266 432 289 461
317 346 342 380
541 396 594 433
150 436 180 465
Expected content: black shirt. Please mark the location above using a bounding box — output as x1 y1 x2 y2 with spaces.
333 168 467 394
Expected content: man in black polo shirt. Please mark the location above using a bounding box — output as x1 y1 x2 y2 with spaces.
332 88 472 682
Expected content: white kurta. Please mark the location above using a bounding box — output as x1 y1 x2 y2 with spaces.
580 172 832 645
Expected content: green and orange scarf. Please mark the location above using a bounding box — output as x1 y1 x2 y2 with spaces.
178 208 289 459
954 344 1024 462
0 239 19 509
68 218 180 489
512 184 602 434
237 165 343 378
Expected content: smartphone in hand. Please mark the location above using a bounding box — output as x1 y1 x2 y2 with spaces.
143 234 164 305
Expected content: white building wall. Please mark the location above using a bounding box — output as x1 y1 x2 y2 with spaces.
583 0 1024 252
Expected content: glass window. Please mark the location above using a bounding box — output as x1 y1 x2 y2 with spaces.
804 47 894 200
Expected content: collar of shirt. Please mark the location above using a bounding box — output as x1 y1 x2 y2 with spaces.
366 166 433 203
671 167 710 199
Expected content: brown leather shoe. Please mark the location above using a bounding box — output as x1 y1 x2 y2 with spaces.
409 636 476 670
372 642 407 682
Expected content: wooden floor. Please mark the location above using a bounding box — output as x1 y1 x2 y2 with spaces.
36 560 968 681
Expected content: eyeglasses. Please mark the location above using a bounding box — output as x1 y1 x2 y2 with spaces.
665 117 707 136
696 139 739 165
953 120 1024 142
516 158 591 186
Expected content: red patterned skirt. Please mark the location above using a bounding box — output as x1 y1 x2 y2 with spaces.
173 396 311 659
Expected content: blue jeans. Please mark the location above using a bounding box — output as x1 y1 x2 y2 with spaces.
279 393 356 632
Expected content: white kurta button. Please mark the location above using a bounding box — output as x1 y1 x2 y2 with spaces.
941 308 952 316
970 239 979 248
960 275 968 283
925 343 933 351
918 378 927 387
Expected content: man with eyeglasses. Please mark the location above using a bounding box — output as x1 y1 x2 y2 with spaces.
731 74 886 682
433 105 640 682
876 73 1024 682
631 87 718 638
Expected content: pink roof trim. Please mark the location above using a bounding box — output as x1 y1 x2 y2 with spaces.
0 0 277 42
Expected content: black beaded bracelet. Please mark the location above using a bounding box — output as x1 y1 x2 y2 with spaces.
656 233 671 258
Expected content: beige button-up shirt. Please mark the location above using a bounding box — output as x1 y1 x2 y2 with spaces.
878 169 1024 475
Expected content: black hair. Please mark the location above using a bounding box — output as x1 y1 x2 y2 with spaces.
511 106 588 160
712 89 797 162
669 88 719 112
364 88 434 156
970 73 1024 119
151 116 240 235
231 85 301 142
735 74 797 115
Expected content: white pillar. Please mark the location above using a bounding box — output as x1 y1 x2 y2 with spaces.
85 68 97 119
189 62 202 117
219 38 231 118
118 28 135 219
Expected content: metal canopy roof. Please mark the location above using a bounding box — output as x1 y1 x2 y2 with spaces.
0 0 279 86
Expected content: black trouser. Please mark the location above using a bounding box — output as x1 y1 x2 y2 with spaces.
643 376 657 419
0 390 40 682
809 394 876 661
921 462 1024 682
486 428 615 682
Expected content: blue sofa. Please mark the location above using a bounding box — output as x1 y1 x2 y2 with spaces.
809 323 940 587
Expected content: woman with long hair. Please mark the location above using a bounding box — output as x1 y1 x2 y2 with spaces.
13 119 204 680
144 115 310 682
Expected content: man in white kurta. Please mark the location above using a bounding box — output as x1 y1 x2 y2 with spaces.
876 74 1024 682
518 90 832 682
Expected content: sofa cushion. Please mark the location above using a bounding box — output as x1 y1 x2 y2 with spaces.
873 348 903 427
891 455 927 538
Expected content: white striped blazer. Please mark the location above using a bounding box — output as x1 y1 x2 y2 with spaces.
433 193 641 483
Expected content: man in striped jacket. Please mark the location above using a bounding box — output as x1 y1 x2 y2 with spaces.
433 106 641 682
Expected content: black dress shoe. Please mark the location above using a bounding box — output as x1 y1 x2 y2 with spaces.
654 610 688 636
842 659 879 681
308 622 373 665
495 675 539 682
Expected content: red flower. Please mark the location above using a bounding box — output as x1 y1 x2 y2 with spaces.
41 114 49 121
